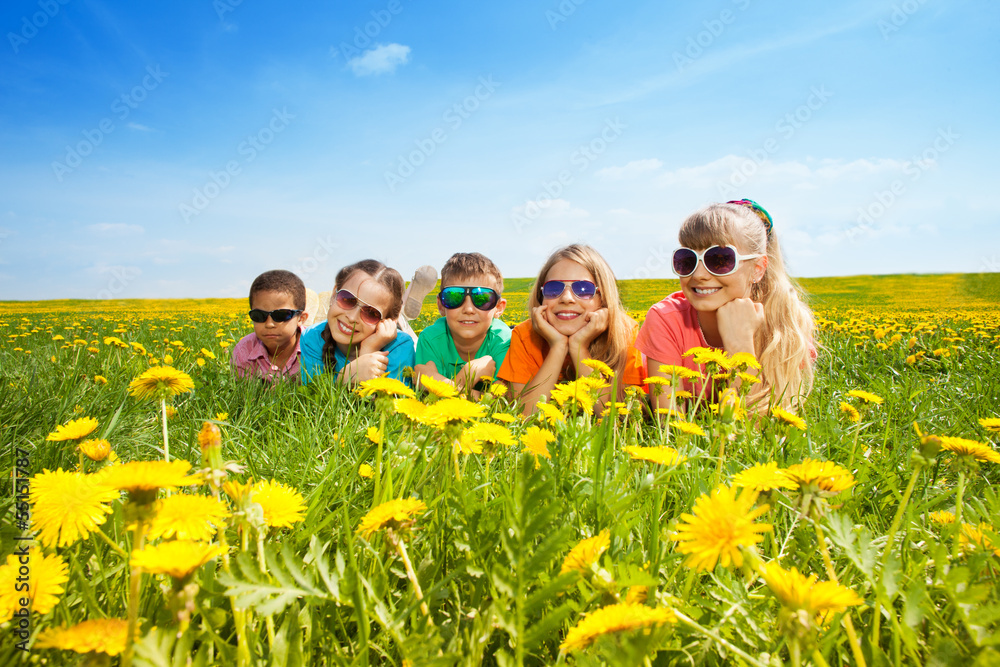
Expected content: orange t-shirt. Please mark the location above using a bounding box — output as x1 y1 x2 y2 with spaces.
497 320 647 387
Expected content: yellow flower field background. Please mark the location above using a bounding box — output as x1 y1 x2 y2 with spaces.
1 272 999 666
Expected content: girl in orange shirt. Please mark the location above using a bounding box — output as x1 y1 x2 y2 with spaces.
498 244 645 414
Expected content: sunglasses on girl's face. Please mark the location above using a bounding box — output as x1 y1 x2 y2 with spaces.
248 309 303 323
334 289 384 326
672 245 763 278
540 280 598 300
438 286 500 311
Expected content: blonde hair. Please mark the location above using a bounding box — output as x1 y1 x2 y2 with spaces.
679 203 815 408
528 244 638 386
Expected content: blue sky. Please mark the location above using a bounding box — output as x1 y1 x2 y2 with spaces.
1 0 997 300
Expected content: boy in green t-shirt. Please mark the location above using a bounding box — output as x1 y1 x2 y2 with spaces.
414 252 510 394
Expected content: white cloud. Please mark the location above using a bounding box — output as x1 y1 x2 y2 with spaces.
127 122 154 132
347 44 411 76
87 223 144 236
596 159 663 181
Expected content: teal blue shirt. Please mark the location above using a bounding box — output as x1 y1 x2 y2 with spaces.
414 317 511 380
299 322 415 385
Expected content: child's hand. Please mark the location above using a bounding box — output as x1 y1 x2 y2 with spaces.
360 319 398 355
568 308 609 352
351 351 390 382
530 305 569 349
455 357 496 393
717 298 764 353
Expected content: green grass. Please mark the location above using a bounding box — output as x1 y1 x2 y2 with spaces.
1 274 999 665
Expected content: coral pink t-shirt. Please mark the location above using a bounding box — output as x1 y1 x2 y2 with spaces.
634 292 711 392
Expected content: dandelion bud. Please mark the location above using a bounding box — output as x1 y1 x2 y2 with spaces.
78 438 112 462
198 422 222 452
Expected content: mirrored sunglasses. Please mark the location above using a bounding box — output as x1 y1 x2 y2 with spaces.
540 280 598 300
438 286 500 311
671 245 763 278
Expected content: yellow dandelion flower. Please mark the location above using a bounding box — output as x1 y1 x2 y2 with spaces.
732 462 797 492
489 382 508 397
357 376 416 399
929 510 955 525
29 469 118 548
457 430 483 455
366 426 383 445
625 585 648 605
550 380 599 415
215 412 229 421
736 372 761 385
93 375 108 385
196 358 206 367
0 549 69 623
198 422 221 451
535 401 566 424
671 485 771 572
357 498 427 538
846 389 884 404
771 406 807 431
979 418 1000 434
959 523 1000 557
46 416 99 441
761 562 864 616
132 540 226 580
582 358 614 377
146 494 229 542
728 352 762 370
623 446 687 466
164 405 178 419
128 366 195 401
223 478 253 504
784 459 855 495
561 530 610 574
419 374 458 398
560 603 676 651
78 438 112 461
101 460 200 498
36 618 132 656
427 397 487 424
657 408 685 419
670 421 706 437
163 354 174 365
492 412 518 423
687 348 730 367
251 479 307 528
394 397 435 425
938 436 1000 464
463 422 515 448
200 348 216 360
358 463 374 479
839 402 861 423
644 376 672 387
658 364 702 380
521 426 555 460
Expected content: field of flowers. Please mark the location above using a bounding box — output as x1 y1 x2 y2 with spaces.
1 273 999 666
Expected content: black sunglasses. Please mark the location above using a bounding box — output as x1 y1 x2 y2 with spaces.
248 309 303 323
438 286 500 311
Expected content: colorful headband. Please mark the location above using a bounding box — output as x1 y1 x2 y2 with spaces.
726 199 773 239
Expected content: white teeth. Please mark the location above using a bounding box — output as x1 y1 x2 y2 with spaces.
556 312 579 319
337 320 355 335
693 287 720 295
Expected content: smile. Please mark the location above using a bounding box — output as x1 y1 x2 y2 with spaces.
337 320 356 335
692 287 721 295
555 311 581 320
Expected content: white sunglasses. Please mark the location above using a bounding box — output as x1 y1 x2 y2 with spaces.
671 245 763 277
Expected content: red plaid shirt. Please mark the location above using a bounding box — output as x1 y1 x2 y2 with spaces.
230 329 302 381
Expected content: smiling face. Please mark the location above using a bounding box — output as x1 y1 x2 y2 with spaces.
251 289 307 355
325 271 393 353
541 259 603 336
438 273 506 351
679 244 766 313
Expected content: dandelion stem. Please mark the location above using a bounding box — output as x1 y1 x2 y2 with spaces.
870 458 924 646
673 610 767 667
392 530 430 619
813 521 866 667
810 648 831 667
94 526 129 559
160 397 170 462
121 515 148 667
951 470 967 562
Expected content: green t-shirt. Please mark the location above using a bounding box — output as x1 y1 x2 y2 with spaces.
414 317 512 380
